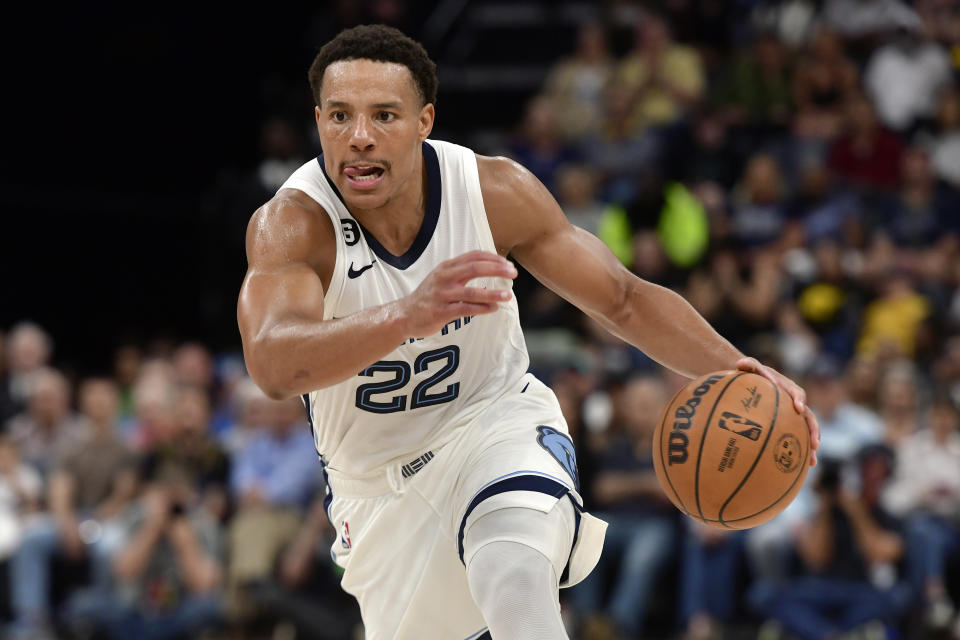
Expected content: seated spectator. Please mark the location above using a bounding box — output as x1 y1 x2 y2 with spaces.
543 22 614 143
231 495 362 640
569 374 680 638
5 368 87 477
930 87 960 190
8 378 136 640
507 95 580 196
0 435 42 561
827 94 904 192
227 395 316 615
1 322 53 425
880 146 960 247
140 385 230 522
716 30 793 130
615 13 704 132
63 485 224 640
883 391 960 633
858 277 932 361
729 153 789 248
680 523 747 640
877 361 924 448
865 25 952 133
792 28 859 142
556 165 608 237
217 376 272 456
750 445 910 639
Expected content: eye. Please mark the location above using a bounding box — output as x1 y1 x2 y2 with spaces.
332 111 347 122
377 111 395 122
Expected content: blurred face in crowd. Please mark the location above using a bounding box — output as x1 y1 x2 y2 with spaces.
621 376 668 442
879 367 918 414
113 345 142 387
270 396 306 438
901 147 933 189
637 16 669 53
0 436 19 474
557 166 598 208
929 399 959 443
846 357 878 406
938 88 960 131
744 154 783 205
523 96 561 146
173 343 214 390
29 369 70 427
577 23 607 62
8 324 51 374
80 378 119 429
176 386 211 436
807 373 846 418
315 59 434 213
134 375 177 441
846 95 877 137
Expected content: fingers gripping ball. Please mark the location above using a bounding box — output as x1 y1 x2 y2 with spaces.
652 371 810 529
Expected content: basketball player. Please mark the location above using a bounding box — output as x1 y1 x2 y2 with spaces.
237 25 820 640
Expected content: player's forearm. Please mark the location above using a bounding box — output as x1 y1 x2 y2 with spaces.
246 299 411 399
599 280 743 378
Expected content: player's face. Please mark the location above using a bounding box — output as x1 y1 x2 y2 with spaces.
315 59 434 211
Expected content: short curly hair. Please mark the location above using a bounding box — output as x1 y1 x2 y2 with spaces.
308 25 438 107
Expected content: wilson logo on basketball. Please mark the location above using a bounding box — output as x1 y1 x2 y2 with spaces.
668 373 725 465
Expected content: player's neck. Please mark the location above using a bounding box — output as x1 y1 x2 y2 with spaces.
349 155 428 256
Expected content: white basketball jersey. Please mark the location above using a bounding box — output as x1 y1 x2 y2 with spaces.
279 140 530 475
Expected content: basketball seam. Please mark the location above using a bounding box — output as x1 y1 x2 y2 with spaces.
717 378 780 527
693 372 745 524
656 385 689 514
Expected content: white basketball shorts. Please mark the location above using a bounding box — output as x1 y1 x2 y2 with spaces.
321 373 607 640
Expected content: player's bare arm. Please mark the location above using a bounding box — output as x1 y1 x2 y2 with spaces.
237 190 515 400
479 155 819 462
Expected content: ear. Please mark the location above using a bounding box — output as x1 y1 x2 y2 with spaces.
314 105 323 133
417 103 435 142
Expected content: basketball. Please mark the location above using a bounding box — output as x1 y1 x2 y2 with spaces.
652 370 810 529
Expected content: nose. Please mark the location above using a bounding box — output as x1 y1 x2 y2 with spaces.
349 114 375 153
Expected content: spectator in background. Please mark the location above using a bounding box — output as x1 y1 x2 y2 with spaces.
227 396 316 617
865 24 952 134
750 445 909 639
581 83 661 205
828 94 904 192
555 165 608 237
877 361 923 447
680 523 747 640
126 363 177 450
858 276 931 360
256 117 306 194
716 30 793 131
570 374 679 639
64 485 224 640
615 13 704 133
507 95 580 196
543 22 614 143
112 345 143 424
140 385 230 523
883 391 960 633
0 435 42 561
2 323 53 424
824 0 921 44
792 28 859 142
218 376 272 456
8 378 137 640
881 146 960 248
5 368 87 477
729 153 789 248
930 87 960 189
171 342 215 397
807 357 884 464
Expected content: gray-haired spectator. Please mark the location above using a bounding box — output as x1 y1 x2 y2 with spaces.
2 323 53 424
5 368 87 477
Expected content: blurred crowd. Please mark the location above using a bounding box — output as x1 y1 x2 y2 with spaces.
0 324 360 640
12 0 960 639
505 1 960 639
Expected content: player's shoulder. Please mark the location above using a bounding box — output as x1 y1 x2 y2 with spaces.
245 189 335 267
475 154 544 205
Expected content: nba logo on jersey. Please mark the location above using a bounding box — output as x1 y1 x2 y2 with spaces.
340 520 352 549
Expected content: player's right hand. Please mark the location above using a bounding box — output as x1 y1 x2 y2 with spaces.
400 250 517 338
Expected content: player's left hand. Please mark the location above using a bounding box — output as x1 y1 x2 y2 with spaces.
736 357 820 467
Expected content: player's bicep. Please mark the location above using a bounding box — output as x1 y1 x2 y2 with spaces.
238 262 327 344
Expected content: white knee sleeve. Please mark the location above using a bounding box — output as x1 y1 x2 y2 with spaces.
463 500 575 639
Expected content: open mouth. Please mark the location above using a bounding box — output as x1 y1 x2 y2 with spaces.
343 165 385 187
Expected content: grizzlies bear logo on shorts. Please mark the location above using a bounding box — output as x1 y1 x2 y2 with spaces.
536 425 579 491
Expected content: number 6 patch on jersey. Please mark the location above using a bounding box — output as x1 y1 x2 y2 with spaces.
536 425 579 491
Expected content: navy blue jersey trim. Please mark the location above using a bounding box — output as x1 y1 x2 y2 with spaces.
475 633 491 640
316 141 442 270
457 475 578 568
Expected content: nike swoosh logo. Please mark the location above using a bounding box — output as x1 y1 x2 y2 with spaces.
347 260 377 278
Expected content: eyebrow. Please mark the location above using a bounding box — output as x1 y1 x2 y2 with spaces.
325 100 403 110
